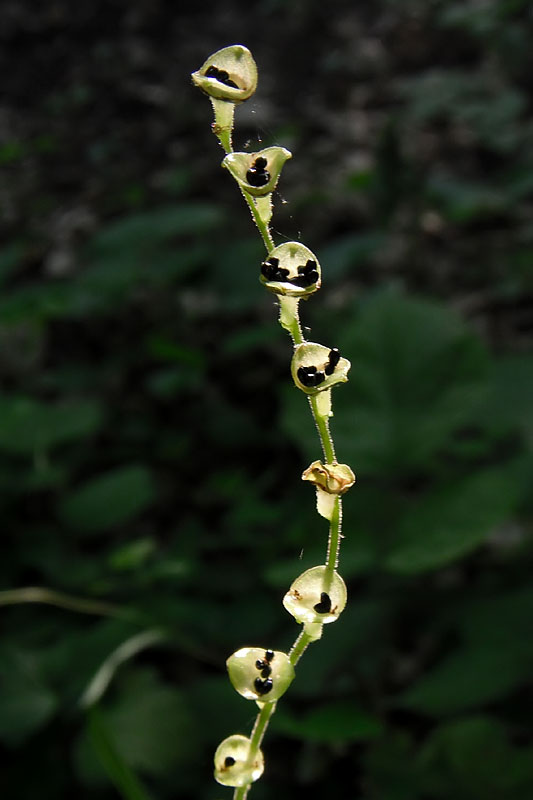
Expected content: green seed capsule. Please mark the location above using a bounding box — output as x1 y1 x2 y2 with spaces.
283 566 347 625
191 45 258 103
259 241 322 297
214 734 264 788
227 647 295 703
291 342 351 395
222 147 292 197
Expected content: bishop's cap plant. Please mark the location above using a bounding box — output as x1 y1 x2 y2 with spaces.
226 647 295 704
214 735 265 788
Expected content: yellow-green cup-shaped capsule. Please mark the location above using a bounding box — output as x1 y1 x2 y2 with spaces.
222 147 292 197
227 647 295 704
214 734 264 787
260 242 321 297
191 45 258 103
283 566 347 626
291 342 351 394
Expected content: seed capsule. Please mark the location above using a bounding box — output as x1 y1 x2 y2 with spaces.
227 647 295 703
222 147 292 197
258 242 321 297
192 45 258 103
283 566 347 626
214 734 264 787
291 342 351 395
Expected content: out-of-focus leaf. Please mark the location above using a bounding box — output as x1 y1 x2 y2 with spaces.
0 395 104 454
419 716 533 798
0 243 23 283
87 706 152 800
274 702 384 743
318 231 385 280
108 538 157 571
58 465 155 532
398 645 530 716
482 354 533 445
0 646 58 746
364 731 422 800
385 466 521 573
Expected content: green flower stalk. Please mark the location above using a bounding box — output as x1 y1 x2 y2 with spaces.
192 44 355 799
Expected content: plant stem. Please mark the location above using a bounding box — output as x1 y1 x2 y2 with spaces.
242 191 275 251
309 394 336 463
324 496 342 588
289 629 313 664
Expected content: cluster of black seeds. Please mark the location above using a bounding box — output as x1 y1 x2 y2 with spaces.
297 348 340 388
261 256 319 289
246 157 270 187
254 649 274 696
313 591 332 614
204 65 239 88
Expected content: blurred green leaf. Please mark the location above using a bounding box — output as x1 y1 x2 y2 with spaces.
419 716 533 798
398 645 530 715
275 702 384 743
0 646 57 746
385 466 521 572
0 395 104 455
59 465 155 532
87 706 153 800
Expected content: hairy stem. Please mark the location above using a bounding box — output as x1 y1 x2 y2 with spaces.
309 394 336 463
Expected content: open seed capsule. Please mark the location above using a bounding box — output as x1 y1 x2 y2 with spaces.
302 461 356 494
222 147 292 197
259 242 321 297
291 342 351 394
191 45 258 103
283 565 347 625
214 734 264 787
227 647 295 703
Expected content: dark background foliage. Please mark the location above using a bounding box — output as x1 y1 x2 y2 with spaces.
1 1 532 798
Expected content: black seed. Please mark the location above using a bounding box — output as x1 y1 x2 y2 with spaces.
291 269 318 288
297 367 314 386
313 592 332 614
298 365 326 387
298 259 317 274
224 756 236 768
268 257 279 267
265 650 275 662
276 267 289 280
255 659 266 670
254 677 274 695
290 275 310 288
261 665 272 678
324 348 340 376
204 65 239 89
254 157 268 169
261 261 277 280
246 167 270 187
